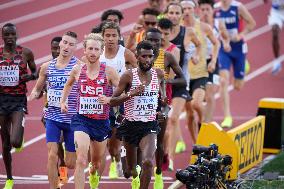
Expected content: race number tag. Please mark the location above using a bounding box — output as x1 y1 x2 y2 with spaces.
79 97 103 114
0 66 19 86
133 96 157 117
47 89 67 107
213 74 220 85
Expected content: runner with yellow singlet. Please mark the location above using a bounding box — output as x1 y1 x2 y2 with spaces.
181 0 219 143
145 27 186 189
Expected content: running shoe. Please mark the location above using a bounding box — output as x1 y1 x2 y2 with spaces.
59 166 68 184
272 60 282 75
245 59 250 75
175 141 186 154
131 165 141 189
3 179 13 189
168 159 174 171
15 139 24 153
154 167 164 189
109 159 118 179
89 171 100 189
221 116 233 128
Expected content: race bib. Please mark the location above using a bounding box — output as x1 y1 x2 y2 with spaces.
133 96 157 117
79 97 103 114
213 74 220 85
0 68 19 86
47 89 67 108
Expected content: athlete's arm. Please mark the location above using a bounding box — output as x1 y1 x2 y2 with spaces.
22 47 37 81
60 64 81 113
156 68 166 104
125 48 137 69
106 66 120 88
185 27 201 64
217 20 232 52
165 51 186 86
29 62 49 100
236 3 256 40
204 23 220 73
109 70 132 106
125 24 144 52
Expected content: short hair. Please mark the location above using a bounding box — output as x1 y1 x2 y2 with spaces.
142 7 160 16
136 40 154 54
91 21 107 34
198 0 214 7
165 2 183 14
102 22 121 37
158 18 173 30
2 23 16 33
83 33 104 50
51 36 62 44
101 9 124 22
145 27 162 35
64 31 77 39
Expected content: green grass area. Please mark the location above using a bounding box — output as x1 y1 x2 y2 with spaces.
239 180 284 189
262 152 284 175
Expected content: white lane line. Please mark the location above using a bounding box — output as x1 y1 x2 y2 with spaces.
15 0 146 45
0 0 33 11
0 0 92 26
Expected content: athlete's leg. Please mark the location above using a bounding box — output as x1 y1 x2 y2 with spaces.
219 70 231 119
47 142 59 189
74 131 90 189
90 139 108 176
272 24 281 59
204 83 219 122
0 115 13 180
10 111 25 148
155 114 167 175
139 133 157 189
167 97 186 165
185 101 197 144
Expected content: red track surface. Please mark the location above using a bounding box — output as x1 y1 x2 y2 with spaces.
0 0 284 188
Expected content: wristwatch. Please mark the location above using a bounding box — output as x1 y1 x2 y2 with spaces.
126 92 132 98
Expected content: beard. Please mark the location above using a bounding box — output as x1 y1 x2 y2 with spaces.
138 62 152 72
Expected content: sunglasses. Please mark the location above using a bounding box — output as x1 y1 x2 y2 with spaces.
145 21 157 26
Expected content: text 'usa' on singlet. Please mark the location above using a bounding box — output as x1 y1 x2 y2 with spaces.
45 56 78 123
124 68 159 122
77 63 112 120
0 46 28 95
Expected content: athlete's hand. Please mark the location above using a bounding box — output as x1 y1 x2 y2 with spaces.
98 94 110 104
27 91 40 101
130 84 145 96
60 102 68 113
191 55 199 65
223 41 232 52
231 33 243 42
131 23 143 34
160 95 168 106
207 61 216 73
21 73 37 81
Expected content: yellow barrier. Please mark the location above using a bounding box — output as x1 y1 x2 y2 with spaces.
190 116 265 180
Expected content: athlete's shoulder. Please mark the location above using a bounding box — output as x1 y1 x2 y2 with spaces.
232 0 242 7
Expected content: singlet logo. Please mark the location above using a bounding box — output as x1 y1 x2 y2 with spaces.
80 85 103 95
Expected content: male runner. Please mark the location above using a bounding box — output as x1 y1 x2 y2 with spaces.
110 41 166 189
60 33 119 189
100 22 137 179
214 0 256 127
0 23 37 189
29 31 78 189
